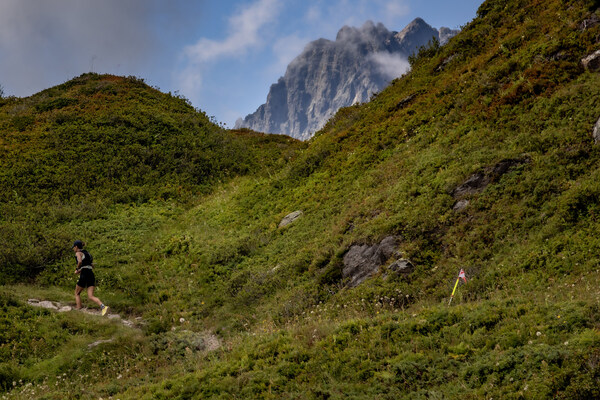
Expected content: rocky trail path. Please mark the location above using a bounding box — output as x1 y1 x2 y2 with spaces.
26 298 142 329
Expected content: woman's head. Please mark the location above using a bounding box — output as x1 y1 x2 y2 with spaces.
73 240 84 250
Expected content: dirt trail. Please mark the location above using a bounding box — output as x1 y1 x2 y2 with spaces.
26 298 141 328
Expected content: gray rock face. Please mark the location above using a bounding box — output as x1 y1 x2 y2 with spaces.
343 236 401 287
387 259 415 275
439 27 461 44
236 19 457 140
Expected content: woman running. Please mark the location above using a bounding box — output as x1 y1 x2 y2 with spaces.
72 240 108 316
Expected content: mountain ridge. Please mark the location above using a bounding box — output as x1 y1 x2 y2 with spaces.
236 18 458 140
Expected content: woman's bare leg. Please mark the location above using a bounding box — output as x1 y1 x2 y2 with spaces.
87 286 103 307
75 285 84 309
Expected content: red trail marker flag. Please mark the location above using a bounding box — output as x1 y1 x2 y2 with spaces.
449 269 467 305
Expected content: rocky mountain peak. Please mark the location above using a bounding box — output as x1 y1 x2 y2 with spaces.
335 20 389 42
394 18 441 51
236 19 458 140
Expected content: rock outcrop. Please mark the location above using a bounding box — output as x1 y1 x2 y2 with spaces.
342 236 412 287
236 19 458 140
387 259 415 276
451 157 531 211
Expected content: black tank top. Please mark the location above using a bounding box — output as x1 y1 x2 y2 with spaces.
76 250 93 268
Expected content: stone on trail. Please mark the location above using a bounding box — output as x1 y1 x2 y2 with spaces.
121 320 135 328
23 297 144 329
37 301 58 310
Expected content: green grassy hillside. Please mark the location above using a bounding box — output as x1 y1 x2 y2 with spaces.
0 73 300 283
2 0 600 398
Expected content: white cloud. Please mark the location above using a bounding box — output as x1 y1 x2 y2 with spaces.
177 0 282 102
183 0 281 64
176 67 203 101
369 52 410 80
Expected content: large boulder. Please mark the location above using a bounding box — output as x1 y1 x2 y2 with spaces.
453 199 470 212
451 171 488 199
152 330 220 356
342 236 401 287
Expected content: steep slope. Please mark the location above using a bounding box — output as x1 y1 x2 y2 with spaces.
3 0 600 398
237 19 458 140
125 0 600 396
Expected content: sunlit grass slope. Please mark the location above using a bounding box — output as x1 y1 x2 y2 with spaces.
2 0 600 398
0 73 300 283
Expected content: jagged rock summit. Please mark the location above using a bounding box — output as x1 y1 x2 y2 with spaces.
236 18 458 140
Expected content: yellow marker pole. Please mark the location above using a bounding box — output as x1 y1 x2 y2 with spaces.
448 277 460 305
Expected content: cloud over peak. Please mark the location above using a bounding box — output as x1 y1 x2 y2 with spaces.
177 0 282 102
184 0 281 64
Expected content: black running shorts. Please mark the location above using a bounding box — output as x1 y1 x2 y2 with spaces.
77 268 96 288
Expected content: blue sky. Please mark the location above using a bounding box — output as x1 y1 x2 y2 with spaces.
0 0 483 127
